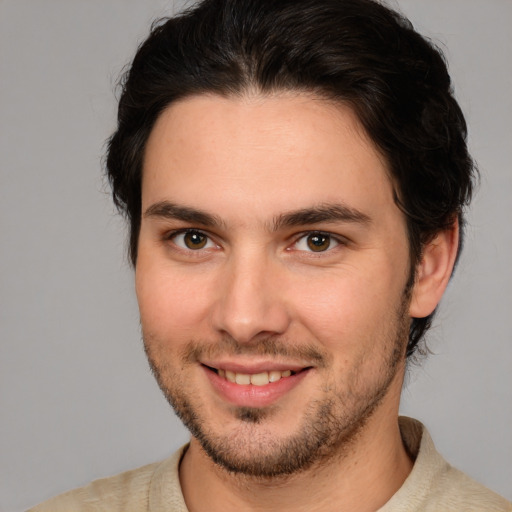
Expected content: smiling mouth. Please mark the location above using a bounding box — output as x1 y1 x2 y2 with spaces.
205 366 307 386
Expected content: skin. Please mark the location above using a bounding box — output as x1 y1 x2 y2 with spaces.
136 93 458 512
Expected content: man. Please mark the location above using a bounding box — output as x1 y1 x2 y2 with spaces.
30 0 511 510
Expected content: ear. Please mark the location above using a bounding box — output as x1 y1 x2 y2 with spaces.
409 219 459 319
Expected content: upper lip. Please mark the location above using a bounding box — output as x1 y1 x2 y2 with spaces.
201 359 312 374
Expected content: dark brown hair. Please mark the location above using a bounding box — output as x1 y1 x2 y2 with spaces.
106 0 477 357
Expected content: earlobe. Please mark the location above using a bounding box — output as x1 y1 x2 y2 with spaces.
409 220 460 319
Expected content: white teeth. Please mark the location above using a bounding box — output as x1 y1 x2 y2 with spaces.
268 370 282 383
235 373 251 385
250 372 269 386
217 369 295 385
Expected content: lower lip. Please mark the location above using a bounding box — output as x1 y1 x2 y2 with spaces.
204 366 311 408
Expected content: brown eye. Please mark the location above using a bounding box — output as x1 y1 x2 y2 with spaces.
171 230 213 251
183 231 208 249
294 232 340 253
306 233 331 252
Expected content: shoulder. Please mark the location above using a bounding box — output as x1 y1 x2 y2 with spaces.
380 417 512 512
27 447 187 512
427 463 512 511
27 461 161 512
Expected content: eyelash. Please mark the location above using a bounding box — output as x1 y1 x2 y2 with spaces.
164 229 346 255
291 231 345 254
165 229 218 252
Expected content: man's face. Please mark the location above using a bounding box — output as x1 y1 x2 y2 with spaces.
136 93 412 476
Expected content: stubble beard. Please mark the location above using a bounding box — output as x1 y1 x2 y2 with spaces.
143 292 411 479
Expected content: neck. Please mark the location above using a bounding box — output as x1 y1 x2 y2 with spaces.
179 378 412 512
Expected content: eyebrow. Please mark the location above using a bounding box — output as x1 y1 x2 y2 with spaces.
272 203 371 231
143 200 370 231
143 201 225 228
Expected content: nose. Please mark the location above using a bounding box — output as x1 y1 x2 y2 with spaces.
211 251 292 344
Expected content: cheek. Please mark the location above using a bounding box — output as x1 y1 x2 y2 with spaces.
135 263 215 339
291 267 403 351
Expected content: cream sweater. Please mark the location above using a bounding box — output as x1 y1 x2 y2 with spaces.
28 418 511 511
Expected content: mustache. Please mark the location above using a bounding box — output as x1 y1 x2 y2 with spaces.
180 335 330 368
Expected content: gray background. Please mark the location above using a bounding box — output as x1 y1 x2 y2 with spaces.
0 1 510 510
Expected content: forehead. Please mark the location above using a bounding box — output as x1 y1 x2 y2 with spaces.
142 93 395 223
